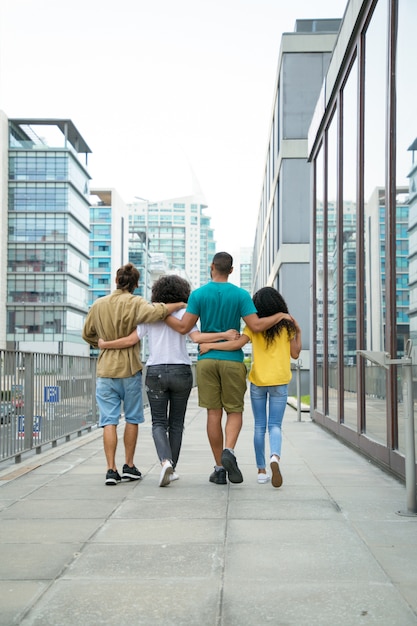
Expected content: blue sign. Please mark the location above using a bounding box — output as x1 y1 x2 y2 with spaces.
17 415 41 439
44 386 60 403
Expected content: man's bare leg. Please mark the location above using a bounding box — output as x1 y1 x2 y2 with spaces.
103 425 117 470
206 408 223 465
221 411 244 483
224 412 243 450
124 422 139 467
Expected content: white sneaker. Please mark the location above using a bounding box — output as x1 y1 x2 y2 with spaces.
270 456 283 488
159 460 173 487
257 473 270 484
169 472 179 482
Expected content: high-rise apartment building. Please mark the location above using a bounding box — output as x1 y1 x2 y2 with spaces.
5 116 91 356
408 139 417 352
230 247 253 293
89 188 128 306
365 187 409 355
128 195 215 290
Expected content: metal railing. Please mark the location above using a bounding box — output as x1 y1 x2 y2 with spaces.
0 350 98 464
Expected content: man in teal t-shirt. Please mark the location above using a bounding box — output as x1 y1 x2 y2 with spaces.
165 251 291 486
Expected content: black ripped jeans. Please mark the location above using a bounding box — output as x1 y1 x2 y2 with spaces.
145 364 193 469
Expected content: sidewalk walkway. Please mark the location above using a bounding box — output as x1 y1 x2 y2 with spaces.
0 388 416 626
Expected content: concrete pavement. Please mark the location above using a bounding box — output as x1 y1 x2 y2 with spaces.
0 388 416 626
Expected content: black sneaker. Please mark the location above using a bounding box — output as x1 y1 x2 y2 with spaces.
221 449 243 483
121 464 142 481
209 467 227 485
105 469 122 486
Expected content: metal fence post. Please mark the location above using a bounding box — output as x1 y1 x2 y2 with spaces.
397 341 417 516
357 345 417 517
23 352 34 451
296 359 302 422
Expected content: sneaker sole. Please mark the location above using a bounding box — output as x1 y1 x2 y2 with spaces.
121 474 142 481
105 479 119 486
221 451 243 483
209 475 227 485
159 465 174 487
270 461 283 488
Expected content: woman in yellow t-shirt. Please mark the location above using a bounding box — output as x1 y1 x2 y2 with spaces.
199 287 301 488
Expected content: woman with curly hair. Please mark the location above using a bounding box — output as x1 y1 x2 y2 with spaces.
98 274 238 487
199 287 301 488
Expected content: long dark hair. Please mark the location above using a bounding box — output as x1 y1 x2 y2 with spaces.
253 287 295 346
151 274 191 303
115 263 140 293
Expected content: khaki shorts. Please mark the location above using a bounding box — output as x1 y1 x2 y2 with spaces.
196 359 247 413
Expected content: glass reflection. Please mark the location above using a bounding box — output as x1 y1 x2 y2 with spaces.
397 0 417 455
342 58 358 430
315 145 324 414
363 0 388 444
327 112 338 420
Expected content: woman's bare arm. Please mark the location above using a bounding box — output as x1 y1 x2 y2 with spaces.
189 329 240 344
199 334 250 355
98 329 139 349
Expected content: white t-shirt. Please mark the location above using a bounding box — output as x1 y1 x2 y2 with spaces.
136 308 199 366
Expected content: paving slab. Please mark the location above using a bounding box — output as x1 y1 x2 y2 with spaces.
0 388 416 626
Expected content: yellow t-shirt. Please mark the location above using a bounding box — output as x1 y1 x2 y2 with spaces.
243 325 293 387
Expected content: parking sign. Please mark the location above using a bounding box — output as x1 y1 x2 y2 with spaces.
44 386 60 403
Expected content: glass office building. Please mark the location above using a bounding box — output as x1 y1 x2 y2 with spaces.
308 0 416 480
7 119 91 356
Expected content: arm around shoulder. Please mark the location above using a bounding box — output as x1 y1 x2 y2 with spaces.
165 311 199 335
290 318 302 360
244 311 293 333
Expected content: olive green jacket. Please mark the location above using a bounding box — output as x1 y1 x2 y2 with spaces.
82 289 168 378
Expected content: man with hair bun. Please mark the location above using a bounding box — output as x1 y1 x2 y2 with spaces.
82 263 186 486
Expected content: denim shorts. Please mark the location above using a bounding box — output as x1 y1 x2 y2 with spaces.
96 371 144 427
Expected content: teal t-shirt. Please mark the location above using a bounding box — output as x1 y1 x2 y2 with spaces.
187 281 257 361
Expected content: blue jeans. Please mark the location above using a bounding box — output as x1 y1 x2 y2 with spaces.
250 382 288 469
145 364 193 468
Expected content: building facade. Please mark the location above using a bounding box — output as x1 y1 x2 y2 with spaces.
89 188 129 306
408 140 417 353
251 18 342 394
6 118 91 356
308 0 415 481
237 247 253 294
128 195 215 292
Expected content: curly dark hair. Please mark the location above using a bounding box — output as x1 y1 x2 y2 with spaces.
115 263 140 293
151 274 191 304
253 287 296 346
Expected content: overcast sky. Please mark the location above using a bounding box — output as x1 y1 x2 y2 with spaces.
0 0 347 254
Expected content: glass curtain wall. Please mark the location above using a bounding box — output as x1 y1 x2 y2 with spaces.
327 112 339 420
311 0 416 479
315 146 324 414
396 0 417 456
341 57 358 431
